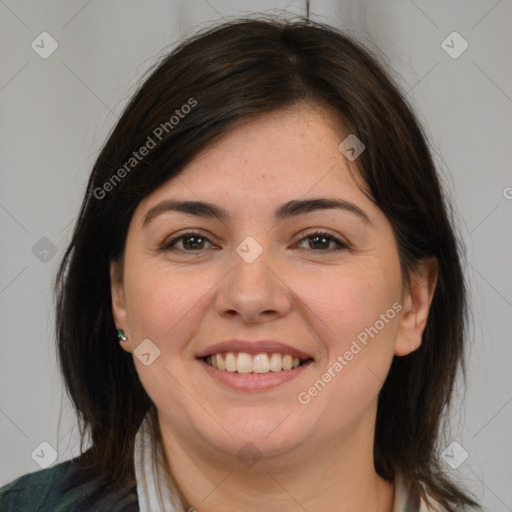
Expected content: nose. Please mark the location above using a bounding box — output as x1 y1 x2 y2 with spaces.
214 244 292 324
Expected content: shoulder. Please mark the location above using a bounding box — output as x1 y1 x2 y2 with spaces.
0 454 139 512
0 458 78 512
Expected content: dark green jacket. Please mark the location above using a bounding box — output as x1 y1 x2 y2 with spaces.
0 455 139 512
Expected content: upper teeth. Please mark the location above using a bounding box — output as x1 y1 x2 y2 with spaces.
206 352 302 373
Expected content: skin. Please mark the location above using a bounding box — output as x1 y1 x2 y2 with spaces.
111 102 437 512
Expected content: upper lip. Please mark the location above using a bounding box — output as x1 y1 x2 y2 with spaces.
195 340 314 361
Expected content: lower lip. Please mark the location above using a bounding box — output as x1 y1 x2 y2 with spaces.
197 358 313 391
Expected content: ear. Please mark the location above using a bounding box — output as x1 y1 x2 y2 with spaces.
110 259 132 353
394 258 438 356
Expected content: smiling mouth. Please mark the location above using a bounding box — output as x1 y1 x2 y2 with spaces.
201 352 314 374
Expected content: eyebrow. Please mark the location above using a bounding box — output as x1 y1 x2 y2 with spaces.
142 197 371 227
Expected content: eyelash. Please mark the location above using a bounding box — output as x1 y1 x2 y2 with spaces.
160 230 349 253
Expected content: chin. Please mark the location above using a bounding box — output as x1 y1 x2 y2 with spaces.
195 412 309 459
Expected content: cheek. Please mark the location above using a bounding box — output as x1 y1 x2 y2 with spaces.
297 263 401 349
122 263 211 415
123 253 230 365
298 262 400 400
295 267 400 421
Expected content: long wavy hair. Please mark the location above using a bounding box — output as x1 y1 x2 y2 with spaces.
55 16 479 511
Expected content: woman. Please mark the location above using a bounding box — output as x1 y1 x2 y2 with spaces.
0 17 480 511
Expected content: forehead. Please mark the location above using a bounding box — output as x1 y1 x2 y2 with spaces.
136 103 371 216
184 103 352 179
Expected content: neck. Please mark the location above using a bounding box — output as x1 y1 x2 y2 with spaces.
157 408 395 512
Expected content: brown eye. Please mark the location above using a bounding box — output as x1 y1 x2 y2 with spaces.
161 232 214 252
297 231 348 252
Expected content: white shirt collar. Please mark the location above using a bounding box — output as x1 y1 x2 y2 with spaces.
134 414 183 512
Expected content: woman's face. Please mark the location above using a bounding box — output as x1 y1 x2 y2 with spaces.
112 103 434 467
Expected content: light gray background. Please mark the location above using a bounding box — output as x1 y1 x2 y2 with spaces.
0 1 510 510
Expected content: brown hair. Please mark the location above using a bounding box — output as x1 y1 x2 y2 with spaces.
55 16 479 510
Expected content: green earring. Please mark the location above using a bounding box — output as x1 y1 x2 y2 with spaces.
117 329 127 342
